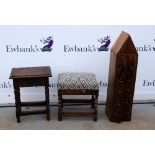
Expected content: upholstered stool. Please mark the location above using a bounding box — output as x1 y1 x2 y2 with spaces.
58 72 99 121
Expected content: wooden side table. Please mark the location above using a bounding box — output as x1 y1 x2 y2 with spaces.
10 66 52 123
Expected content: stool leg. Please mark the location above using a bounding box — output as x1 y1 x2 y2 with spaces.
45 79 50 121
58 95 63 121
94 94 98 121
14 85 21 123
91 95 95 108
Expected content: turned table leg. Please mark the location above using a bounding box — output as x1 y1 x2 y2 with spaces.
14 83 21 123
91 95 95 108
58 95 63 121
94 94 98 121
45 79 50 121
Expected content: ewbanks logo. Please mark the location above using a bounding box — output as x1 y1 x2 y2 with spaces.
40 36 53 52
136 39 155 52
6 36 54 53
98 36 111 51
6 45 40 52
64 35 111 53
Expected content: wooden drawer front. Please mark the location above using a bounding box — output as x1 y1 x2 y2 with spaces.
13 77 48 87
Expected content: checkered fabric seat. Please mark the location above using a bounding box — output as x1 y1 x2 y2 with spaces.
58 72 99 121
58 72 99 90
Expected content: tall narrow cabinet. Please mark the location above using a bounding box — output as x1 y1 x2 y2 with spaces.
106 31 138 123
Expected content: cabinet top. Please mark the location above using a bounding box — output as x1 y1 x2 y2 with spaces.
9 66 52 79
111 31 138 55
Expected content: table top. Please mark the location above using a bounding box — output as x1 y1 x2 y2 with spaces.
10 66 52 79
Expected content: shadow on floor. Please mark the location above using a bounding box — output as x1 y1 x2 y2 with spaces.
0 104 155 130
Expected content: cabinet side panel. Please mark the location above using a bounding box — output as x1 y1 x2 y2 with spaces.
106 51 116 120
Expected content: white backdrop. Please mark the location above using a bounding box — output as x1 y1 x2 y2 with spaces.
0 25 155 104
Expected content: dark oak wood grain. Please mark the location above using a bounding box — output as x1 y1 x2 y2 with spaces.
10 66 52 79
10 66 52 123
58 89 99 121
106 31 138 123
